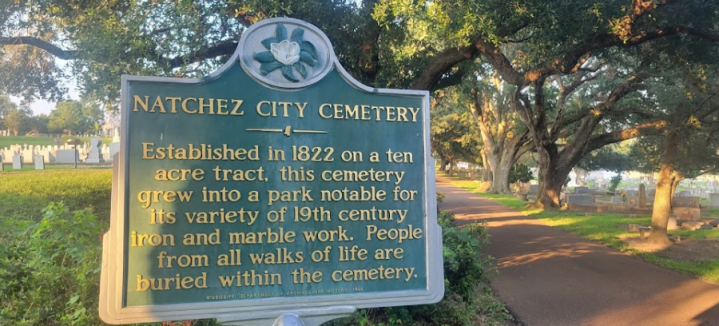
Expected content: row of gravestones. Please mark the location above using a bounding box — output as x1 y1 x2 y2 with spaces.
0 153 45 171
0 139 118 164
0 139 114 169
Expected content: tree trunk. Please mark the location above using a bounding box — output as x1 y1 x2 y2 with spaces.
536 164 572 208
488 155 513 194
648 131 681 244
479 150 493 191
440 158 449 173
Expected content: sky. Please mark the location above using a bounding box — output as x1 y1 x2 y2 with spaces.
30 99 58 115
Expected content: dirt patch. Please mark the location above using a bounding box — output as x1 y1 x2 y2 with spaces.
626 237 719 262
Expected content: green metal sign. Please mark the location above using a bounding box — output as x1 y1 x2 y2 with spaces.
100 18 442 325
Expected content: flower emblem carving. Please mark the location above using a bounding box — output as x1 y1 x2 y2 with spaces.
253 23 318 82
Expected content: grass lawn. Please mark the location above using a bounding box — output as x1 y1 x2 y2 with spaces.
441 173 719 284
0 169 113 226
0 135 55 147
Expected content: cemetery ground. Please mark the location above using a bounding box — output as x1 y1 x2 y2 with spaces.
438 175 719 325
442 174 719 285
0 168 515 326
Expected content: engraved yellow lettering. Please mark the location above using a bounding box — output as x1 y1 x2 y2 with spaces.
182 98 198 114
133 95 149 112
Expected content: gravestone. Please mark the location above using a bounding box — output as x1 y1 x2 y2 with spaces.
638 184 647 207
710 193 719 206
673 196 700 221
567 194 594 206
574 186 590 194
84 138 104 163
672 196 700 208
611 196 624 204
56 149 80 164
0 153 3 172
529 184 538 195
12 154 22 169
34 155 45 170
109 142 120 159
676 190 691 197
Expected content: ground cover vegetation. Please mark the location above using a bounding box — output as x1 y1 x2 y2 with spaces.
442 173 719 285
0 170 512 326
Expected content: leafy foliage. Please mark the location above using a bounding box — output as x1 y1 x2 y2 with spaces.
509 163 533 184
0 202 104 325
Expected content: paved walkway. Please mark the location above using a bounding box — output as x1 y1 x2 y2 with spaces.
436 176 719 326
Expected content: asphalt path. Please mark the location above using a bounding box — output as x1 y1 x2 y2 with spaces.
436 176 719 326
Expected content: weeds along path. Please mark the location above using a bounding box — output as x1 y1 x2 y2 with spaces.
436 176 719 326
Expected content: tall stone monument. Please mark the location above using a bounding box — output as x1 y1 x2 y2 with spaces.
84 138 105 163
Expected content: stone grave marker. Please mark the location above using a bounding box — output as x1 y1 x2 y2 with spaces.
34 155 45 170
574 186 590 194
56 149 80 164
0 153 3 171
676 190 691 197
673 196 700 221
638 184 647 207
567 194 594 206
109 142 120 159
84 138 105 163
611 196 624 204
529 184 538 195
12 154 22 169
672 196 700 208
710 193 719 206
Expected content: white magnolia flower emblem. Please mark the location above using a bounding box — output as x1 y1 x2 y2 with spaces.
270 40 300 66
253 23 318 82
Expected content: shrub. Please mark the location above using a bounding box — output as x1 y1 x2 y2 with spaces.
509 163 533 184
0 202 104 325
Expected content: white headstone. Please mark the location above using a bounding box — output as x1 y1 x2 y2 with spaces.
710 193 719 207
56 149 79 164
34 155 45 170
12 154 22 169
109 142 120 159
85 138 105 163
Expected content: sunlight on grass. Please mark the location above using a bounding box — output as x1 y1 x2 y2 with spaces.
440 172 719 284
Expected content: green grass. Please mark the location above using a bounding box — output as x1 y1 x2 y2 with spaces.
441 172 719 284
0 135 55 147
0 169 113 225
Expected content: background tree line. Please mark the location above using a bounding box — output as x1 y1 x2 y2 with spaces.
0 96 104 136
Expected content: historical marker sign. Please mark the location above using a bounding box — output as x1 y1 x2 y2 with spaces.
100 18 442 325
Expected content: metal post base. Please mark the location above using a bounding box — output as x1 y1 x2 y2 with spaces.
216 306 356 326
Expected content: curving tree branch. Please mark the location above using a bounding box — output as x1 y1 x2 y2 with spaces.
0 36 78 60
